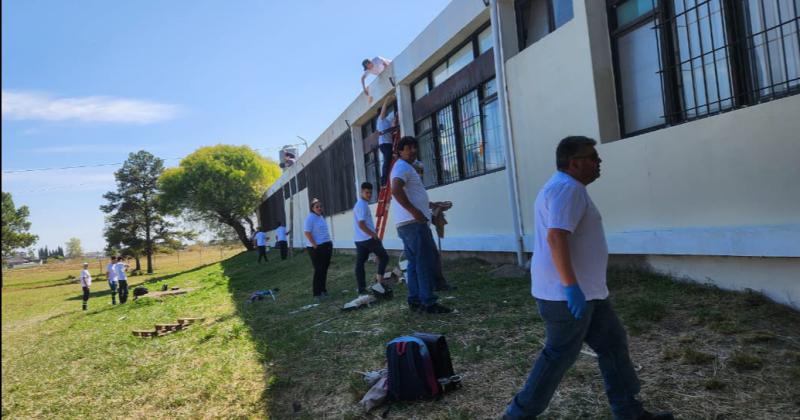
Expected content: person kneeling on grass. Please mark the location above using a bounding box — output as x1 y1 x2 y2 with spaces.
79 262 92 311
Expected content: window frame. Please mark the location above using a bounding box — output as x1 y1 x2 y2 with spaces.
608 0 800 139
515 0 575 51
411 21 493 103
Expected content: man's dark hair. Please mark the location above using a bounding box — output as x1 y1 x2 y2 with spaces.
556 136 597 170
361 182 373 190
362 59 371 70
397 136 418 151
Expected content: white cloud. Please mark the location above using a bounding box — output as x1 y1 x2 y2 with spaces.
1 90 180 124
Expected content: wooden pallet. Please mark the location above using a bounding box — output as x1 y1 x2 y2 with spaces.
133 317 205 339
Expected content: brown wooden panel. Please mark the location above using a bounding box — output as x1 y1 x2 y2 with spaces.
413 49 496 121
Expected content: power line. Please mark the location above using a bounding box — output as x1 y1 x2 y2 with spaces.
2 145 291 174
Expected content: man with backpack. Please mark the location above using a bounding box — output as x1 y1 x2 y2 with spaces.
502 136 672 420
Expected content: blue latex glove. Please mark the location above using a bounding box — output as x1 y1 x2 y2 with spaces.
563 283 586 320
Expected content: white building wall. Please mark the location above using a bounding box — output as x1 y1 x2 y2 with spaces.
260 0 800 308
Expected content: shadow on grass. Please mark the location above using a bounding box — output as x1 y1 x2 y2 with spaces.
220 249 541 419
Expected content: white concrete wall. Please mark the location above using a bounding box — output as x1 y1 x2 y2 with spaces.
647 255 800 309
504 0 800 258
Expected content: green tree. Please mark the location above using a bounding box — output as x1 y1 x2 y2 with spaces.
2 192 38 259
65 237 83 259
101 151 193 274
159 145 280 250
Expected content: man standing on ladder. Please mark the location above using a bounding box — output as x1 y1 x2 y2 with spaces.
391 136 452 314
377 96 397 185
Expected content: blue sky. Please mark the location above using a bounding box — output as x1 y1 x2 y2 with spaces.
2 0 450 252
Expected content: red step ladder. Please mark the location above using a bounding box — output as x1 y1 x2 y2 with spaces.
374 127 401 240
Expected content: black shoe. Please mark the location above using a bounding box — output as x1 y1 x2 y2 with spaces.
425 303 453 314
637 410 674 420
409 302 423 312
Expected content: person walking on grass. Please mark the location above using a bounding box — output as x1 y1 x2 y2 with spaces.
353 182 390 296
106 256 118 305
79 262 92 311
115 257 130 304
391 136 451 314
304 198 332 301
502 136 673 420
253 227 269 263
276 222 290 260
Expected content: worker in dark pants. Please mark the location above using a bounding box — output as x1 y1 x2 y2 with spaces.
304 198 332 301
115 257 130 304
106 256 118 305
79 262 92 311
352 182 390 295
253 227 269 263
275 222 290 260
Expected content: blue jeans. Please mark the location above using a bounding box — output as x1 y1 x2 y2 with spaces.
397 222 438 306
505 299 644 420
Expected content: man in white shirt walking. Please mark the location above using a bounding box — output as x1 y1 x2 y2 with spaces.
503 136 672 420
79 262 92 311
391 136 451 314
353 182 390 296
253 227 269 263
106 257 118 305
115 257 129 304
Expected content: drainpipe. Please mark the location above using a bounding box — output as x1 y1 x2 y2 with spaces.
490 0 526 267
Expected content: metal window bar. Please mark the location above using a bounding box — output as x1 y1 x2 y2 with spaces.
436 105 460 185
656 0 742 122
458 90 486 178
746 0 800 98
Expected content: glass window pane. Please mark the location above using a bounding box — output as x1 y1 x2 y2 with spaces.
436 105 460 184
478 26 493 54
744 0 800 96
553 0 574 29
616 20 665 133
364 150 379 201
481 98 505 171
432 62 448 87
458 91 485 177
616 0 656 28
413 78 429 101
483 77 497 97
448 43 475 76
522 0 551 48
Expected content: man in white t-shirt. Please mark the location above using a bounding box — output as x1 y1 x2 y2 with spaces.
391 136 451 315
503 136 672 420
115 257 130 304
352 182 390 296
360 56 391 103
275 222 290 260
106 256 118 305
79 262 92 311
253 227 269 263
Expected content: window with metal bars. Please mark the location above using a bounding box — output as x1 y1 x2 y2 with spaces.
412 79 506 188
609 0 800 137
415 117 440 187
436 105 461 184
364 149 380 203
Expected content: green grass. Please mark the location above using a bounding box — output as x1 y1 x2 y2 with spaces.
3 251 800 419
